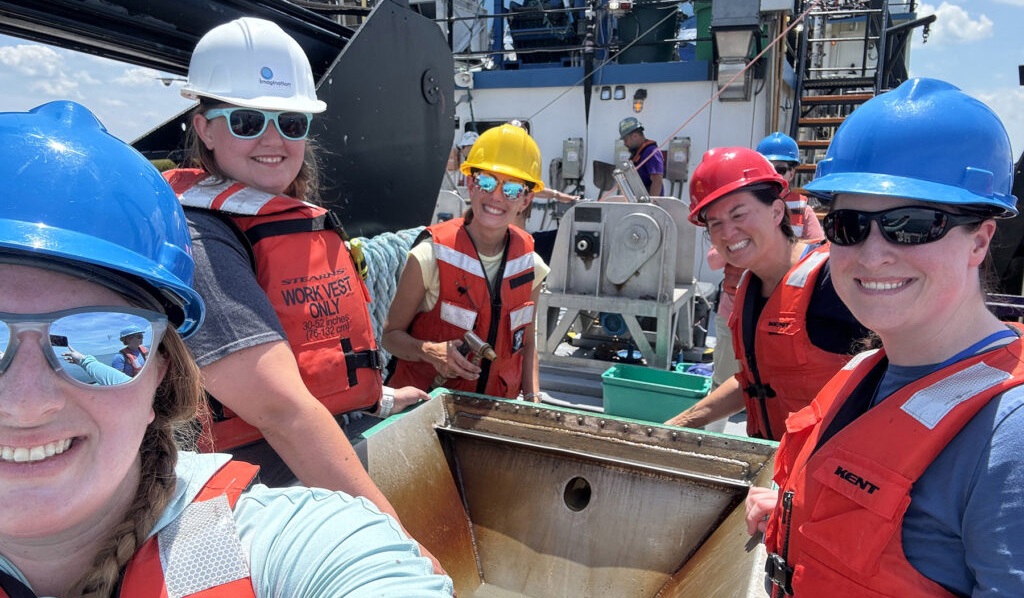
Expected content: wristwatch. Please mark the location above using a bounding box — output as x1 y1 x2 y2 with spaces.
378 386 395 418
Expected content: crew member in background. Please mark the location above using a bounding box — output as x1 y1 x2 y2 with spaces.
384 123 549 402
703 133 826 402
756 131 823 241
163 17 441 571
445 130 478 189
112 324 149 377
619 117 664 195
748 78 1024 598
665 147 868 440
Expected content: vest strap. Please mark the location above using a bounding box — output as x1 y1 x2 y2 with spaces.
244 211 344 245
339 337 385 387
0 571 34 598
764 553 794 596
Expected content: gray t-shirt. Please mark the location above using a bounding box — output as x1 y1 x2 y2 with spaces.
184 208 286 367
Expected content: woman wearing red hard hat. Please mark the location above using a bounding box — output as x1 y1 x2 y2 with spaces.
664 147 868 440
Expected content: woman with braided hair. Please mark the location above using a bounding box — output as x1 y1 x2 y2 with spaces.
0 102 452 597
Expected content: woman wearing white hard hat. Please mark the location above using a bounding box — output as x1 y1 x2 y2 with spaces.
748 79 1024 597
163 17 439 569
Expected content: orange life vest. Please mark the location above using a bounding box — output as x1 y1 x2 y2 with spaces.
784 192 810 238
764 329 1024 597
167 169 383 450
118 346 148 377
389 218 535 399
630 139 659 165
0 461 260 598
729 245 851 440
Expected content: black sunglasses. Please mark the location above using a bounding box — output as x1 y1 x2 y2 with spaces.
774 164 791 176
823 207 984 247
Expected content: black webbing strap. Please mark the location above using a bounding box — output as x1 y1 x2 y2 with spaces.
0 570 37 598
244 211 346 245
339 337 384 388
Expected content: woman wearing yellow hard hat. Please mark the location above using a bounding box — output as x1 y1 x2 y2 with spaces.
384 123 549 402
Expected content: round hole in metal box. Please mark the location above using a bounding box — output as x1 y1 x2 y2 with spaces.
563 476 592 511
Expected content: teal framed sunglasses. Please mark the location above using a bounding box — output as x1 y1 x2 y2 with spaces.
204 107 313 141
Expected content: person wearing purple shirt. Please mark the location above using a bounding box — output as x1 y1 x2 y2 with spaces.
619 117 664 195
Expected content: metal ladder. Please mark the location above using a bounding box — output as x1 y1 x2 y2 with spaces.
787 0 934 186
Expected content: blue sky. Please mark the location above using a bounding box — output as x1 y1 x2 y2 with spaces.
0 0 1021 158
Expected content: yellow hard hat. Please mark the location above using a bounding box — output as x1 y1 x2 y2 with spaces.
460 124 545 192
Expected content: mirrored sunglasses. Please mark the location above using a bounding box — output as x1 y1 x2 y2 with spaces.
0 307 168 388
204 108 312 141
823 207 984 247
474 172 529 201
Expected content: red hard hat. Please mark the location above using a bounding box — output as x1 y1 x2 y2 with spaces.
688 147 788 225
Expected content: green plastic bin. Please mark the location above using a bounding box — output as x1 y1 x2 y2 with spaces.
602 363 712 423
673 362 711 377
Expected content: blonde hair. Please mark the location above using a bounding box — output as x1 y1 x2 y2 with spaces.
184 101 322 202
65 329 203 597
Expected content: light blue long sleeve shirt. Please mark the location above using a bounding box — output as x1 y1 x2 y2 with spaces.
0 452 454 597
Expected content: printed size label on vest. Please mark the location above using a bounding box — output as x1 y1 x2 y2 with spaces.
279 269 356 341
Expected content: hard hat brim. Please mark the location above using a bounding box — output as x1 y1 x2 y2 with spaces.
182 89 327 114
804 172 1019 218
0 221 205 337
688 178 786 225
761 154 799 164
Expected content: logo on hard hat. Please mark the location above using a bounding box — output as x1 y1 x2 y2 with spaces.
258 66 292 89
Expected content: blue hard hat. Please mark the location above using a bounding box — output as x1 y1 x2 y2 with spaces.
0 102 204 336
756 132 800 163
804 78 1018 217
120 325 146 339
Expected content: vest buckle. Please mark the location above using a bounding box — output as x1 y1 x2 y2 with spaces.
765 552 794 595
744 382 777 399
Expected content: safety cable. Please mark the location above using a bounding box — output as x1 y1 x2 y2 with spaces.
526 5 680 122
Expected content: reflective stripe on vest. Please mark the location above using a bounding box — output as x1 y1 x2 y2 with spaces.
167 170 382 450
389 218 535 399
730 245 852 440
766 327 1024 597
117 460 259 598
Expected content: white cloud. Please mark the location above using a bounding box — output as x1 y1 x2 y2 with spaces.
915 3 993 46
112 66 162 87
74 70 101 86
0 44 61 76
28 76 80 98
973 87 1024 160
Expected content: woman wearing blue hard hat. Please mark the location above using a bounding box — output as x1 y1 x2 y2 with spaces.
748 78 1024 597
0 103 451 597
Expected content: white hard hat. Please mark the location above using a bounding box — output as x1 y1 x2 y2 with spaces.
181 17 327 113
459 131 479 148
